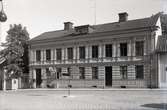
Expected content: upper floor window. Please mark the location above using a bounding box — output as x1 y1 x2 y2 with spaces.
120 43 127 56
135 65 144 79
79 67 85 79
56 48 62 60
67 47 73 60
36 50 41 62
79 46 85 59
135 41 144 56
105 44 112 57
92 67 98 79
46 49 51 61
120 66 127 79
92 45 98 58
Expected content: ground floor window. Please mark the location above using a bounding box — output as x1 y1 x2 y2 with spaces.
120 66 127 79
92 67 98 79
135 65 144 79
56 68 61 79
46 68 51 77
79 67 85 79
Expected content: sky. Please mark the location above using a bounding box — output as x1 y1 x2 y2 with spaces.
0 0 167 43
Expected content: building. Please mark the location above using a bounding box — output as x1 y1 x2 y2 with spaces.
29 12 167 88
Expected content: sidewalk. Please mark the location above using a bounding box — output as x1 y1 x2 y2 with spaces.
15 88 167 91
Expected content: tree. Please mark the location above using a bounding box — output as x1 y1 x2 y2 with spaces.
0 24 30 78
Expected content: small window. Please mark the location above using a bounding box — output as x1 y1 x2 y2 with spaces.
46 49 51 61
105 44 112 57
36 50 41 62
79 46 85 59
136 41 144 56
135 65 144 79
79 67 85 79
92 67 98 79
67 47 73 60
120 43 127 56
120 66 127 79
56 49 62 60
92 45 98 58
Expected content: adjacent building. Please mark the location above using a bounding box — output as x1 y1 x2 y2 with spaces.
29 12 167 88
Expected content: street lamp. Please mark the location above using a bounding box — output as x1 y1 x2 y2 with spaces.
0 0 7 22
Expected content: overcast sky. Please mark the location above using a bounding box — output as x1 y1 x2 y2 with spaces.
0 0 167 43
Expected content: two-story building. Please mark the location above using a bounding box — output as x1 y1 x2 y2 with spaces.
29 12 167 88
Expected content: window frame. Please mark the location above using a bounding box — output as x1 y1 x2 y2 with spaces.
36 50 41 62
120 66 128 79
120 43 127 56
92 45 99 58
79 67 85 79
135 41 144 56
105 44 112 57
46 49 51 61
135 65 144 79
92 67 98 79
79 46 85 59
67 47 73 60
56 48 62 60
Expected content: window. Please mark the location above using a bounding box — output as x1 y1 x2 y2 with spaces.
46 49 51 61
56 49 62 60
67 47 73 60
136 41 144 56
79 46 85 59
135 65 144 79
56 68 61 79
92 45 98 58
120 66 127 79
92 67 98 79
67 67 71 76
46 68 51 77
79 67 85 79
120 43 127 56
36 50 41 61
105 44 112 57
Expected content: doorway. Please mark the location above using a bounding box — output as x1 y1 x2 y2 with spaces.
36 69 42 88
105 66 112 86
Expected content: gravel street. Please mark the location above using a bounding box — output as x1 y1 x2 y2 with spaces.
0 89 167 110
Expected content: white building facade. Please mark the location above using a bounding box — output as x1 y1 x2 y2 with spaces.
29 12 167 88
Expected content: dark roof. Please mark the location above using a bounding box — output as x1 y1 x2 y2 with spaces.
30 13 161 42
156 35 167 53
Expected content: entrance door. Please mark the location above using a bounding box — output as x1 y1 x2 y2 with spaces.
36 69 42 88
105 66 112 86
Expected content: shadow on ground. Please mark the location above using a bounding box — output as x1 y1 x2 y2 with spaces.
141 103 167 109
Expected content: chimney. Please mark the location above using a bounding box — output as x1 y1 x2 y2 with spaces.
64 22 73 30
118 12 128 22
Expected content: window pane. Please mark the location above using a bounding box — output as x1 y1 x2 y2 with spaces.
67 47 73 60
92 67 98 79
120 43 127 56
136 65 144 79
105 44 112 57
79 67 85 79
79 46 85 59
46 49 51 61
120 66 127 79
36 50 41 61
136 41 144 56
56 49 62 60
92 45 98 58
